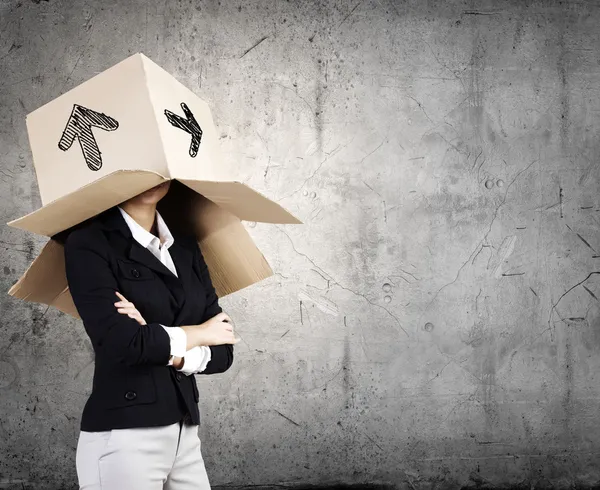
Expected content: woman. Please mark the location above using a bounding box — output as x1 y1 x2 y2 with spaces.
64 180 239 489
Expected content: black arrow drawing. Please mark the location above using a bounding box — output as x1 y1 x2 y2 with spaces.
58 104 119 171
164 102 202 158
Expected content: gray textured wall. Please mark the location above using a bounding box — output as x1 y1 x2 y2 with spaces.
1 0 600 488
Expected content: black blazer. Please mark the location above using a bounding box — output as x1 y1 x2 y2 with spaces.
63 205 233 432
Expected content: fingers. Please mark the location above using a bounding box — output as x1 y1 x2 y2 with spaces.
115 291 128 302
222 335 239 345
114 293 137 310
117 307 143 319
115 300 147 326
114 290 135 309
225 326 239 344
130 316 146 326
116 308 145 325
114 300 135 309
116 307 139 315
215 312 231 323
216 323 239 345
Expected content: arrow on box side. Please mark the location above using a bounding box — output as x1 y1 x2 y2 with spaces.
58 104 119 171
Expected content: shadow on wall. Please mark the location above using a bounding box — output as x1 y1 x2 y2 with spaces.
212 484 596 490
212 486 394 490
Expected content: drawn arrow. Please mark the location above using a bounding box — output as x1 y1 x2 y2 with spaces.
164 102 203 158
58 104 119 171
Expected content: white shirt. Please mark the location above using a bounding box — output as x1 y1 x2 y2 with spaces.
117 206 211 375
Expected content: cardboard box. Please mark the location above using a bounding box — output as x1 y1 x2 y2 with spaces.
7 53 301 318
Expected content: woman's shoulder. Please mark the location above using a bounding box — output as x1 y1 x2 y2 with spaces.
55 209 111 250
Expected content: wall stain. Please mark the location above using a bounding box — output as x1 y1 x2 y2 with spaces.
557 23 569 150
0 358 19 389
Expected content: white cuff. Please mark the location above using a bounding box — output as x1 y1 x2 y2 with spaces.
160 325 187 365
178 346 212 375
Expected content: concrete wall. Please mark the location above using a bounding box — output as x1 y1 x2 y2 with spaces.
1 0 599 488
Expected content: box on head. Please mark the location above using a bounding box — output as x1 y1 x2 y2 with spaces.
7 53 301 318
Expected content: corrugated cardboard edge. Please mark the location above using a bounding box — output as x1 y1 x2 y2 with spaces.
6 172 297 319
199 223 274 297
8 238 79 318
8 172 301 237
7 219 270 320
7 169 169 237
179 179 303 225
139 53 171 181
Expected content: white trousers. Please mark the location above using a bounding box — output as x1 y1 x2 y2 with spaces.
76 420 211 490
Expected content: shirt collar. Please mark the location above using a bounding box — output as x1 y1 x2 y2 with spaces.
155 210 175 248
117 206 174 250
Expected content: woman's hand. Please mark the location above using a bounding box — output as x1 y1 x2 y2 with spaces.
114 291 147 325
182 312 240 349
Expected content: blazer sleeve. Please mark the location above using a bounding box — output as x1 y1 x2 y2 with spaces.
190 238 234 375
64 228 172 366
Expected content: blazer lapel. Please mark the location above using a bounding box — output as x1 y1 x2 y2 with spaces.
126 237 194 285
167 240 193 284
99 206 182 279
98 205 195 322
126 231 195 323
128 242 178 278
167 240 194 325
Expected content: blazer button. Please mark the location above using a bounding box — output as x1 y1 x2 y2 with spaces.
124 391 137 401
175 372 182 381
130 268 140 278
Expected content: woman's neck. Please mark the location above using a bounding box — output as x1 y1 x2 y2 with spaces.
120 203 157 234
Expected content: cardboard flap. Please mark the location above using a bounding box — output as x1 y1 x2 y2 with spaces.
8 180 279 319
200 224 273 296
8 170 168 237
158 181 274 297
178 179 302 224
8 238 79 318
7 52 301 319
